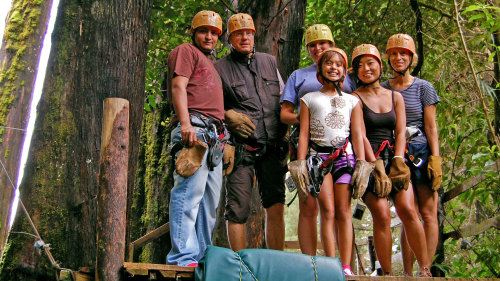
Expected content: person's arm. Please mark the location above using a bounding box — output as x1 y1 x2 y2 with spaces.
423 104 440 156
350 102 365 161
171 75 196 146
393 91 407 157
297 100 310 160
280 101 299 125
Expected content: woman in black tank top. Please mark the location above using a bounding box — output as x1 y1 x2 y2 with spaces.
351 44 431 276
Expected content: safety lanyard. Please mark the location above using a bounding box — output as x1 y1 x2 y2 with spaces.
319 139 350 169
374 140 394 159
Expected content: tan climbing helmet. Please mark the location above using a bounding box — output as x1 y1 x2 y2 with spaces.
316 47 348 85
351 44 382 68
305 24 334 46
191 10 223 35
386 33 416 55
227 13 256 35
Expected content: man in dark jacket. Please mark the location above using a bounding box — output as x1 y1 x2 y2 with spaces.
214 13 288 252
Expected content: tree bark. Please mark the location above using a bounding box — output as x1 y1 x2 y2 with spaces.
0 0 151 279
0 0 52 256
247 0 306 80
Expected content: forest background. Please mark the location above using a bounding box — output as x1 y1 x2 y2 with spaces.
0 0 498 280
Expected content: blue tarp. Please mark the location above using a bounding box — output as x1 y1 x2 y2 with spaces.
195 246 345 281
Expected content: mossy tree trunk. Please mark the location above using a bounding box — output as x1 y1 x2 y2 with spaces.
0 0 52 256
0 0 151 280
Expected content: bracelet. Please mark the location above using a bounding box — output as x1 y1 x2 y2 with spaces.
393 155 404 159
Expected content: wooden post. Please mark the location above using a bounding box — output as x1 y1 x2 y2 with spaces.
96 98 130 281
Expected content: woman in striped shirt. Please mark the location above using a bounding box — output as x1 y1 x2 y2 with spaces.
381 34 442 276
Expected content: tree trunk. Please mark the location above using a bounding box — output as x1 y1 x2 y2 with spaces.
0 0 52 256
248 0 307 80
0 0 151 280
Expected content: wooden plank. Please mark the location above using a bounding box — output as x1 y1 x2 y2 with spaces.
128 222 170 261
444 215 500 240
443 174 486 202
123 262 195 273
130 222 170 249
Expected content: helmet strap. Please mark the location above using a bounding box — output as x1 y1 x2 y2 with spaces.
388 54 413 78
320 72 344 95
356 67 382 87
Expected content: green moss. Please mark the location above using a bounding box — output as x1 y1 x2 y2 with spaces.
4 148 9 159
0 0 43 143
8 11 22 24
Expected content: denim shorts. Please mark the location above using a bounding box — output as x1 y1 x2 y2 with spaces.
406 142 431 184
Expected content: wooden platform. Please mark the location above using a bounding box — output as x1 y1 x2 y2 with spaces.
123 262 194 280
122 262 499 281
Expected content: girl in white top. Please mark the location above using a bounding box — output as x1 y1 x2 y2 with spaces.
292 48 367 275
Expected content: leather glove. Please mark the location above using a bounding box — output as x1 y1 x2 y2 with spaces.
288 160 310 201
372 159 392 197
224 109 256 139
175 139 207 177
222 144 235 176
427 155 442 191
388 157 410 191
350 160 375 199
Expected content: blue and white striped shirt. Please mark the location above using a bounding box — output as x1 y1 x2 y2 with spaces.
381 77 440 144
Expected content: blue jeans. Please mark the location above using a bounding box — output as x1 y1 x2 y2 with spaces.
166 123 223 266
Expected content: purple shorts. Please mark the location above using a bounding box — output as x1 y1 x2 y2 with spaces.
318 153 356 184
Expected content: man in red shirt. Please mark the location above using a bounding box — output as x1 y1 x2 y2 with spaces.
166 10 226 267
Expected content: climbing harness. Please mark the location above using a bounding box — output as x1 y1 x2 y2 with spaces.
405 126 424 167
306 139 352 198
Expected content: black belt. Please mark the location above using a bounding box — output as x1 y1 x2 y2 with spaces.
188 109 224 133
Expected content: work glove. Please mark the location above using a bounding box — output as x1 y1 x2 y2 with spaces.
222 144 235 176
224 109 256 139
350 160 375 199
288 160 310 201
427 155 442 191
372 159 392 198
388 157 410 191
175 139 207 178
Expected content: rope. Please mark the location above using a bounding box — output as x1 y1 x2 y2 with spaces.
236 252 259 281
0 158 59 268
0 125 26 132
310 256 319 281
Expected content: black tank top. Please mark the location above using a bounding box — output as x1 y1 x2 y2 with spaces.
357 91 396 152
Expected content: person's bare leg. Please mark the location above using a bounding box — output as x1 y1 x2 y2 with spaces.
317 175 336 257
401 225 416 275
333 182 353 266
364 192 393 275
227 221 246 252
393 186 430 272
298 195 319 255
401 182 419 275
415 183 439 264
265 203 285 250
